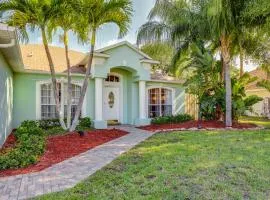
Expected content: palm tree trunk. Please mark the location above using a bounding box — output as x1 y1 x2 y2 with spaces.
64 31 72 129
41 28 67 130
239 44 244 77
70 30 96 131
220 52 225 82
220 35 232 127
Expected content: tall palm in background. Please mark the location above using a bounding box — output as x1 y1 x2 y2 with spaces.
138 0 264 127
0 0 67 129
69 0 133 131
204 0 253 127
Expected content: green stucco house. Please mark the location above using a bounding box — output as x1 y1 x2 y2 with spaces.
0 24 185 146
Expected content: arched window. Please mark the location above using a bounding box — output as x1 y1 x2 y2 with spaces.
105 75 120 82
40 82 81 119
148 88 172 118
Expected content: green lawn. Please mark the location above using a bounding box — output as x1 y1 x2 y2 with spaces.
37 130 270 200
239 116 270 129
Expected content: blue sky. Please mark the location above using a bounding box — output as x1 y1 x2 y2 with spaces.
27 0 155 52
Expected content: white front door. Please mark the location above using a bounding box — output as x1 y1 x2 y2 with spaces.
103 87 120 121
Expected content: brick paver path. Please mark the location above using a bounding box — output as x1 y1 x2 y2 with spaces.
0 126 153 200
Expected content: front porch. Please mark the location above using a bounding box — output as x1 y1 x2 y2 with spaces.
93 67 151 129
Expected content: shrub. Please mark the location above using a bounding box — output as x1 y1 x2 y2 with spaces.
0 120 46 170
79 117 92 128
151 114 193 125
38 119 61 130
44 127 66 136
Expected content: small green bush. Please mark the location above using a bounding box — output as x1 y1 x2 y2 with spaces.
79 117 92 128
151 114 193 125
44 126 66 136
38 119 61 130
0 120 46 170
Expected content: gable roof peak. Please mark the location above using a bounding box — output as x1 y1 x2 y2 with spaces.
95 40 153 60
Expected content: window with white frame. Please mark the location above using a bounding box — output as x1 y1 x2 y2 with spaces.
40 82 82 120
148 88 173 118
64 83 81 119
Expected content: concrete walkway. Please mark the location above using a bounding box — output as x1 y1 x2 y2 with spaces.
0 126 154 200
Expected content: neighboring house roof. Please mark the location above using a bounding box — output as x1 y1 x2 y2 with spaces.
246 68 268 90
0 23 24 71
20 44 87 73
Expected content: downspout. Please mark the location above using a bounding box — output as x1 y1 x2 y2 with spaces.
0 39 15 48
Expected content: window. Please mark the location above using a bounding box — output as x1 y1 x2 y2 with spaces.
148 88 172 118
105 75 120 82
40 82 82 120
41 83 59 119
64 84 82 119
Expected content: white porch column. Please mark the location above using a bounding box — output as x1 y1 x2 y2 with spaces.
139 80 146 119
95 77 103 121
94 77 107 129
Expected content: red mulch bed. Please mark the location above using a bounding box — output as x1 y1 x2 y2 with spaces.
139 120 257 132
1 133 16 150
0 129 127 177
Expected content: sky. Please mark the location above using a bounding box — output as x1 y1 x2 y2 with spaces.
25 0 256 71
27 0 156 52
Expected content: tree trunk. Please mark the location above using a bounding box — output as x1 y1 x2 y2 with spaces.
41 28 67 129
64 31 72 129
220 52 225 82
70 30 96 131
220 35 232 127
239 43 244 77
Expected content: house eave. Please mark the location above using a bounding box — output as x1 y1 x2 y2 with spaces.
18 69 88 77
96 41 153 60
148 79 184 84
0 23 24 72
140 59 160 64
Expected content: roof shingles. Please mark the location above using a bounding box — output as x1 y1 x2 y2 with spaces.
20 44 86 73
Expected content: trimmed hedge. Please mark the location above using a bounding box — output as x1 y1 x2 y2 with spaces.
0 121 46 170
151 114 193 125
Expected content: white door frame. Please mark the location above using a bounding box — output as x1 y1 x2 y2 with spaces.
103 73 124 123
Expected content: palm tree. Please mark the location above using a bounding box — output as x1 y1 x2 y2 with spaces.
137 0 209 68
47 1 88 129
205 0 270 127
138 0 265 127
0 0 67 129
69 0 133 131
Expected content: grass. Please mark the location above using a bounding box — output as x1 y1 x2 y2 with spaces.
36 130 270 200
239 116 270 129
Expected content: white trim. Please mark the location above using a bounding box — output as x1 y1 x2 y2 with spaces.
35 79 87 120
20 70 87 77
93 52 110 58
103 72 124 123
139 81 147 119
96 41 153 60
95 77 104 121
148 79 184 84
36 82 41 120
140 59 160 64
146 86 176 118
